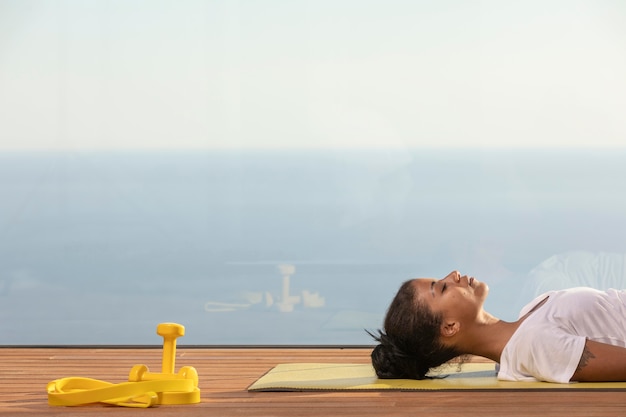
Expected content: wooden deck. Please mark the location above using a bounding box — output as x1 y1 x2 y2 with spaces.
1 347 625 416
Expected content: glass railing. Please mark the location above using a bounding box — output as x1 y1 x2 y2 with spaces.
1 149 625 344
2 1 625 345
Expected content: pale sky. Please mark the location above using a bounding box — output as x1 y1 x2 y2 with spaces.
1 0 625 151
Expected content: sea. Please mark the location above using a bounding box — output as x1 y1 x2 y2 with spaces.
1 148 625 345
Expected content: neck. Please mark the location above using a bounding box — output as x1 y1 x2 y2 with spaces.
456 311 522 363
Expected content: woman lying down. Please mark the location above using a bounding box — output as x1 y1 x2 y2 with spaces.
369 271 626 383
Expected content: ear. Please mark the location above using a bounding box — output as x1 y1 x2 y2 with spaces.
440 321 460 338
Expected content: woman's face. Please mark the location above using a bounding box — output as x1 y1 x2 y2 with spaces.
411 270 489 323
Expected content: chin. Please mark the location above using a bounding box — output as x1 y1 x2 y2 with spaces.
476 281 489 298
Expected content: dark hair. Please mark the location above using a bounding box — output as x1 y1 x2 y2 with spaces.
368 279 462 379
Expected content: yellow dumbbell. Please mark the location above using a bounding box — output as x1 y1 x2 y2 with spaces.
128 323 200 404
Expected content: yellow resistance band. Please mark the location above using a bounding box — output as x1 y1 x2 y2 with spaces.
47 377 200 408
46 323 201 408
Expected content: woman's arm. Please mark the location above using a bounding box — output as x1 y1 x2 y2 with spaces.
570 339 626 382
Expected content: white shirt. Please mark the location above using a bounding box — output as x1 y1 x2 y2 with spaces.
498 287 626 383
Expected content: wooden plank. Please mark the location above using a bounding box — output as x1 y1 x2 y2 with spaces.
1 348 625 416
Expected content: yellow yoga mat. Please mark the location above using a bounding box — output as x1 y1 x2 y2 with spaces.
248 363 626 391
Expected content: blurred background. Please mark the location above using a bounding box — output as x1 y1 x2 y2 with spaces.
1 0 625 345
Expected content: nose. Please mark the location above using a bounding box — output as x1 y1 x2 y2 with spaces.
444 271 461 283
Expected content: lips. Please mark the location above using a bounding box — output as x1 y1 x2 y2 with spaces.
469 277 475 287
